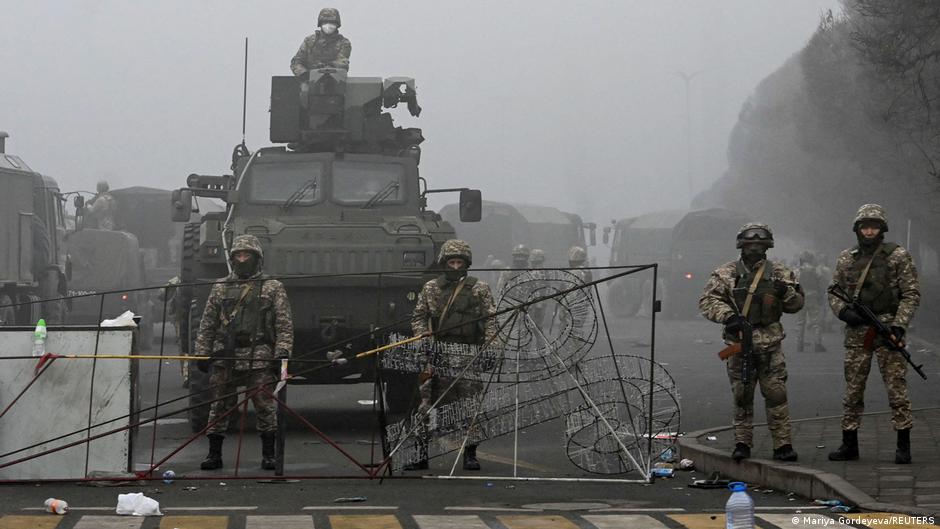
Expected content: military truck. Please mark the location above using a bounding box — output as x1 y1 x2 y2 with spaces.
440 200 595 267
172 69 481 429
604 208 749 318
0 132 69 326
64 229 147 326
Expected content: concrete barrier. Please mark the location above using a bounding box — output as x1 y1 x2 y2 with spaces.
0 326 136 479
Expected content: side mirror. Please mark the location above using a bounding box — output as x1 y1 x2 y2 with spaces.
171 189 193 222
458 189 482 223
602 226 611 245
585 222 597 247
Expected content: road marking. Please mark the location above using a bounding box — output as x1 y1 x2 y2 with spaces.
414 515 489 529
160 516 229 529
73 516 144 528
498 515 580 529
246 515 314 528
165 506 258 511
588 508 686 512
303 506 399 510
583 514 671 528
755 506 825 510
759 514 851 527
0 516 62 529
22 507 114 511
445 507 541 512
329 514 402 529
475 450 555 473
668 513 726 529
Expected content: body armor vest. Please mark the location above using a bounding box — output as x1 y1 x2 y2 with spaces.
732 261 782 327
434 276 484 344
848 243 900 315
221 279 274 347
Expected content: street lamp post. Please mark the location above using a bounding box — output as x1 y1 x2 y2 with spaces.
676 69 705 206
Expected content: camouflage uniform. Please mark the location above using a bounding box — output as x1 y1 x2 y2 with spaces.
195 236 293 436
411 240 497 468
290 9 351 75
85 181 116 230
828 205 919 432
795 253 825 352
699 224 803 450
496 244 530 295
568 246 593 285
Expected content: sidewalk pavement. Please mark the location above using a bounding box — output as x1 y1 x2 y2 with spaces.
679 407 940 518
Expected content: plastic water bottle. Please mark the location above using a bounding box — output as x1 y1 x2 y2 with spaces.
32 318 47 357
44 498 68 514
725 481 754 529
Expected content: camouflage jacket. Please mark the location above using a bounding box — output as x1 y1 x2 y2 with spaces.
194 271 293 370
290 31 351 75
412 275 498 346
85 192 116 230
699 259 804 349
828 243 919 348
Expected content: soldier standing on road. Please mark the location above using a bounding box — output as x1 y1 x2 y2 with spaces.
84 180 116 230
496 244 531 295
195 235 293 471
410 240 498 471
291 8 352 77
795 251 826 353
529 249 546 268
827 204 919 464
567 246 593 284
699 223 803 462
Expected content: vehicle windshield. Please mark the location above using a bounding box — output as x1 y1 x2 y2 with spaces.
332 161 404 205
247 161 324 204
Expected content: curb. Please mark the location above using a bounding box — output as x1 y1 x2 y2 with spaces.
679 424 939 519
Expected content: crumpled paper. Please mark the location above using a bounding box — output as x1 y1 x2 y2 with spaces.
101 311 138 328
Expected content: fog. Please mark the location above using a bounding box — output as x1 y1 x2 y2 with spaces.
1 1 837 221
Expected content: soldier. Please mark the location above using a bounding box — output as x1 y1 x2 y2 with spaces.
84 180 116 230
529 249 546 268
827 204 919 464
568 246 593 284
290 8 352 76
795 251 826 353
699 223 803 462
410 239 498 471
195 235 293 471
496 244 530 294
157 276 187 387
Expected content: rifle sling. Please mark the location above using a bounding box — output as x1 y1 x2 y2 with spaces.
741 262 766 319
429 277 467 335
852 244 881 302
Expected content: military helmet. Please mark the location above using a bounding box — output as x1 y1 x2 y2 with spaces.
438 239 472 266
568 246 587 263
96 180 110 193
736 222 774 249
853 203 888 233
318 7 341 27
490 259 506 268
530 248 545 265
230 234 264 260
799 251 815 265
511 244 531 258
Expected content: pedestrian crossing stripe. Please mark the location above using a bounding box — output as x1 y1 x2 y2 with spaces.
668 513 727 529
0 517 61 529
160 516 228 529
73 516 144 529
498 515 581 529
329 514 401 529
584 514 671 529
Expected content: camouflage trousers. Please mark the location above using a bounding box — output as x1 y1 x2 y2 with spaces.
206 365 278 434
725 343 792 448
416 370 484 448
795 297 823 347
840 346 912 431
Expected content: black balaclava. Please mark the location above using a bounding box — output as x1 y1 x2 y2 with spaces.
444 257 468 282
856 225 885 252
740 244 767 268
233 254 260 279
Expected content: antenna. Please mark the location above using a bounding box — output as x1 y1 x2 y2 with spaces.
241 37 248 146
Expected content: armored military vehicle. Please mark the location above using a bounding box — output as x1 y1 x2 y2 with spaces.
172 69 481 429
0 132 68 325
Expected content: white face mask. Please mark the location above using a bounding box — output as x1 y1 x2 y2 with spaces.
320 23 337 35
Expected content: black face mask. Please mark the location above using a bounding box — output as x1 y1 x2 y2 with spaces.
856 231 883 250
740 245 767 267
233 255 259 278
444 268 467 282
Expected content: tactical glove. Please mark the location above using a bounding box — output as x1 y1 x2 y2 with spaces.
890 326 906 343
724 314 747 336
838 306 867 327
196 358 211 373
772 279 790 298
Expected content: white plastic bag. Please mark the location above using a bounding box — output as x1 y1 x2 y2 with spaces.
101 310 138 328
115 492 162 516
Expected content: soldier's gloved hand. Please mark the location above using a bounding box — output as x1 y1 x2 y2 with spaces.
838 306 867 326
724 314 747 336
890 326 906 343
275 349 290 360
772 279 790 297
196 358 211 373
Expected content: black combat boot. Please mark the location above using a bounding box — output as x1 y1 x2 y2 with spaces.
200 434 224 470
463 444 481 471
731 442 751 462
260 431 277 470
895 428 911 464
828 430 859 461
772 444 798 462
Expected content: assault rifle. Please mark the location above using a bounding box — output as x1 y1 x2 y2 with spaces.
828 284 927 380
717 312 753 386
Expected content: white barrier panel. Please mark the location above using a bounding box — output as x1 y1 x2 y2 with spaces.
0 327 135 479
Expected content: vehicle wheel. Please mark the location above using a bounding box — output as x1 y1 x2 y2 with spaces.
0 295 15 326
39 270 66 325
